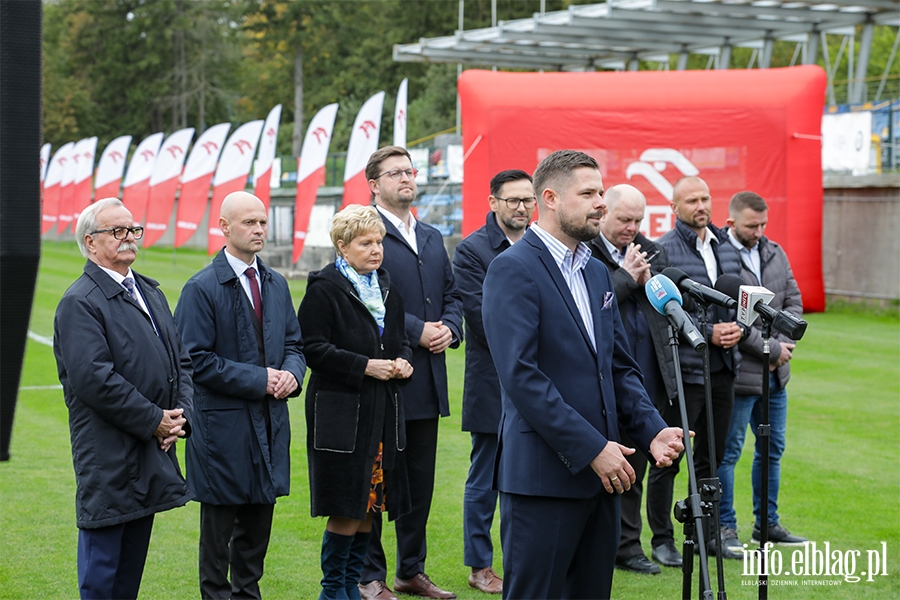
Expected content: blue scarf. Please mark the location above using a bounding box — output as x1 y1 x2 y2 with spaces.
336 256 386 334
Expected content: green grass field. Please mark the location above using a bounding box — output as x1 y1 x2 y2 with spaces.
1 244 898 599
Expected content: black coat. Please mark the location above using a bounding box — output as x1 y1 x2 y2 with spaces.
452 212 511 433
54 261 194 529
588 232 679 405
299 264 412 521
378 212 463 420
175 251 306 505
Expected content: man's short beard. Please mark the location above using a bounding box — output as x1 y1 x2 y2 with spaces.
500 214 527 232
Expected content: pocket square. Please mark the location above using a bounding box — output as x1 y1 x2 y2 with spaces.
602 291 614 309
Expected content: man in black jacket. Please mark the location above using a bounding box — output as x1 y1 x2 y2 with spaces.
54 198 194 599
452 169 534 594
360 146 463 600
588 184 677 575
652 176 744 565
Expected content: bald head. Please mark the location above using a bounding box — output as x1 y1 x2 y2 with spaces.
219 191 268 263
599 184 647 251
221 191 265 221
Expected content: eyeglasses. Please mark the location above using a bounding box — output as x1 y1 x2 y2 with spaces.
374 168 418 181
495 196 537 210
90 226 145 240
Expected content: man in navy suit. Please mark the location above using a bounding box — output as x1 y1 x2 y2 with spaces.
359 146 463 600
452 169 534 595
483 151 687 599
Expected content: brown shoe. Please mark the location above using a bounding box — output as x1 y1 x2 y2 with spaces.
359 580 398 600
393 573 456 599
468 567 503 594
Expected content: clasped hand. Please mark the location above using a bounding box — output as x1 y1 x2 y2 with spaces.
419 321 452 354
155 408 186 452
266 368 299 399
365 358 414 381
591 427 692 494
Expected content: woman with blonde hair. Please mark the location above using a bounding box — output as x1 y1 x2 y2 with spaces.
299 204 413 600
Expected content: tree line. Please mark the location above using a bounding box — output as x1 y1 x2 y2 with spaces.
43 0 898 159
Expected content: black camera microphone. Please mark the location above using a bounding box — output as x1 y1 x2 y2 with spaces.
661 267 737 309
713 275 807 341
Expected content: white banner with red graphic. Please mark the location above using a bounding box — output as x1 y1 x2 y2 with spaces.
206 120 264 254
70 136 98 227
254 105 282 210
57 137 93 234
40 143 51 191
293 103 339 263
42 142 74 234
342 91 384 208
94 135 133 199
121 132 164 226
394 79 408 149
142 127 195 248
174 122 230 247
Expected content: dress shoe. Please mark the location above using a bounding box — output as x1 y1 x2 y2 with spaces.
468 566 503 593
752 523 808 547
393 573 456 599
615 554 661 575
651 541 683 567
708 527 743 560
359 580 398 600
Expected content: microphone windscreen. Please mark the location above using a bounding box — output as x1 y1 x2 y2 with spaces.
645 274 682 315
661 266 689 286
714 274 744 301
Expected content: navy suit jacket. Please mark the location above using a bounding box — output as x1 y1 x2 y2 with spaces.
378 211 463 420
482 229 667 499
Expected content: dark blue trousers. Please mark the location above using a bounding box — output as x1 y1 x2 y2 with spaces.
77 514 154 600
463 432 499 568
500 492 620 600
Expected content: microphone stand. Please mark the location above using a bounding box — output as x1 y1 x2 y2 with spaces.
665 323 713 600
695 300 728 600
757 319 773 599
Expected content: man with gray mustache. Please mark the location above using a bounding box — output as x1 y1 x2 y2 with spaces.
54 197 194 599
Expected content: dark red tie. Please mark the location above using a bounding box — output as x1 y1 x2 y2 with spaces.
245 267 263 324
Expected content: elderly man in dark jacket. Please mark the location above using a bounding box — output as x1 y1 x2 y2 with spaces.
717 191 807 554
54 198 194 600
651 175 744 565
175 191 306 600
452 169 533 595
588 184 677 576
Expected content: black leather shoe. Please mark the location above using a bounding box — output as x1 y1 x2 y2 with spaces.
651 542 683 567
615 554 661 574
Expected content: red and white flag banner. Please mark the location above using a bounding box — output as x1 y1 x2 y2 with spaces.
293 103 338 264
142 127 195 248
342 91 384 208
394 78 408 149
174 122 231 248
40 143 51 191
121 133 164 225
71 136 98 227
254 104 282 211
57 137 92 234
206 120 265 255
42 142 74 234
94 135 133 200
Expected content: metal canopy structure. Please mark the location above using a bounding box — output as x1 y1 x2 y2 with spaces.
394 0 900 104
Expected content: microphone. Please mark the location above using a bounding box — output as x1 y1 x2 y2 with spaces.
662 267 737 309
713 276 807 341
645 274 707 352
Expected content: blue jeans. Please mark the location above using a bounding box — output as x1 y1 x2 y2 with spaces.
718 373 788 530
463 432 499 568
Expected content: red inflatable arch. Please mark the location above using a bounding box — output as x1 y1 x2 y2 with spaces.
458 66 826 311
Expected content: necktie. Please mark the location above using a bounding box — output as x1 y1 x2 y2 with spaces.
245 267 263 324
122 277 140 303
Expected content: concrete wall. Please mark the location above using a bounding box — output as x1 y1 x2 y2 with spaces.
822 173 900 300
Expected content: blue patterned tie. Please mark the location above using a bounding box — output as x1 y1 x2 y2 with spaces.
122 277 140 303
